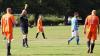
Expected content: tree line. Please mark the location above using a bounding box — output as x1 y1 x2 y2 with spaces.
0 0 100 25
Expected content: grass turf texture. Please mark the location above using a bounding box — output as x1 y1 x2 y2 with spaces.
0 26 100 56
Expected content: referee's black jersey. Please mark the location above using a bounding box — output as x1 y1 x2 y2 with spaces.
20 16 28 29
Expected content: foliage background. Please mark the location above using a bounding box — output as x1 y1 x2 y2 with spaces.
0 0 100 25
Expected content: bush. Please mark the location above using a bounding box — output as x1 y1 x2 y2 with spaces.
43 15 64 26
28 14 34 27
13 14 65 26
0 12 5 20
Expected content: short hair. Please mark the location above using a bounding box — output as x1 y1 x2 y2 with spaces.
74 12 79 16
6 8 12 13
91 10 96 15
92 10 96 13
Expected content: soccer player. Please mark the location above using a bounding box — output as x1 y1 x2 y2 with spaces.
84 10 99 53
20 4 29 47
35 15 46 39
68 12 80 45
1 8 16 56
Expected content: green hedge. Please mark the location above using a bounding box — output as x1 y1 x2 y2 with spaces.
43 15 64 26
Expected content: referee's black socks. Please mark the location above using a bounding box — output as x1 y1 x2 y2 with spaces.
25 38 28 47
23 35 28 47
23 39 25 47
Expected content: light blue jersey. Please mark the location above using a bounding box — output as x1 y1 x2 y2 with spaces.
71 16 79 31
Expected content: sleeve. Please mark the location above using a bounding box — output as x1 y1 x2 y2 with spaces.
11 15 16 26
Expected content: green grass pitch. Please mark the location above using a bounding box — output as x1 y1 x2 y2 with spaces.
0 26 100 56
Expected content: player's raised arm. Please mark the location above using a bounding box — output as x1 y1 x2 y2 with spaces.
24 4 28 10
21 4 28 15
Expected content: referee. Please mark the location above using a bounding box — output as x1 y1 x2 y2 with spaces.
20 9 29 47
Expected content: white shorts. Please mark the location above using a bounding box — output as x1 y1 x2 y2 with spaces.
72 30 79 37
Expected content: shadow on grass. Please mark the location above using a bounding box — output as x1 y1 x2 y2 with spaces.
31 53 80 55
12 53 80 56
88 54 94 56
38 45 83 47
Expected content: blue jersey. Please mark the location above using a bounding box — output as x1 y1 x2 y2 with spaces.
71 16 79 31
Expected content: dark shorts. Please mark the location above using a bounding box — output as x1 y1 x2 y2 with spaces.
21 27 28 34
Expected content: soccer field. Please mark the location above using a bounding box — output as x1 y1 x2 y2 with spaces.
0 26 100 56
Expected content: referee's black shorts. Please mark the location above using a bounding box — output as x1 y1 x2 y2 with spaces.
21 27 28 34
